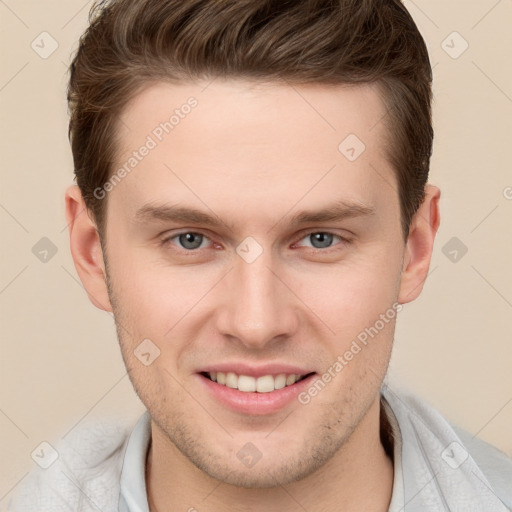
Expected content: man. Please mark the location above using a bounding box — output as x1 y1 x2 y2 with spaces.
7 0 511 511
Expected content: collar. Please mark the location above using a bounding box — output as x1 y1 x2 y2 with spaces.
381 383 509 511
118 410 151 512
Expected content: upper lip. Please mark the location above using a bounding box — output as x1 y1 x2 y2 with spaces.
197 362 315 378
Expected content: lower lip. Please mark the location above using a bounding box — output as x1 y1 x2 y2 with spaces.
197 373 317 415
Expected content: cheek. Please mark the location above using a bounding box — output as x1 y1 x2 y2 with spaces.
297 245 402 338
105 246 185 332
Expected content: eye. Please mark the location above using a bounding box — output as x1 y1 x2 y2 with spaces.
163 231 212 251
294 231 348 250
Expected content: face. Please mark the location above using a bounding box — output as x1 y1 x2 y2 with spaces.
98 80 407 486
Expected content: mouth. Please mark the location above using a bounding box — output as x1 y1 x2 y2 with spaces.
197 370 318 415
199 371 315 393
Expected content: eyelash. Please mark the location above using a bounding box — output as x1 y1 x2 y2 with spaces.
160 230 351 254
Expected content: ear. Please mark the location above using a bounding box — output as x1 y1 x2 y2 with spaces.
64 185 113 312
398 184 441 304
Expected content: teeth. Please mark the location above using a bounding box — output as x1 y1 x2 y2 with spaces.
225 372 238 389
238 375 256 392
207 372 305 393
286 374 296 386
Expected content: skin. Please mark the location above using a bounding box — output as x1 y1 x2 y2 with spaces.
65 80 440 512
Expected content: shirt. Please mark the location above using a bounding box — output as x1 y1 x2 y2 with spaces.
6 384 512 511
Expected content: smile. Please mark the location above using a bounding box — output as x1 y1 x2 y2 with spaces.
197 371 318 415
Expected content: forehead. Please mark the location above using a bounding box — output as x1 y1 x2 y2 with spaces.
109 79 397 228
118 79 388 153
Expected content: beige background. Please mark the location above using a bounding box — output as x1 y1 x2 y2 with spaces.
1 0 511 505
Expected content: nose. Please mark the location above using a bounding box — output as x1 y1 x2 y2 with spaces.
215 244 299 350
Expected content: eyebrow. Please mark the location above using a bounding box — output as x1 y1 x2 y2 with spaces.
134 200 375 232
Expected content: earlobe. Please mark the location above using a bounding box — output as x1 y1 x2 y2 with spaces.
64 185 113 312
398 184 441 304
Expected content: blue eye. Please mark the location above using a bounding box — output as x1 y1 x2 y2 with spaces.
296 232 346 250
166 232 211 250
301 232 338 249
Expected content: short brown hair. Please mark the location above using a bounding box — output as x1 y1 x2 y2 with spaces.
67 0 433 239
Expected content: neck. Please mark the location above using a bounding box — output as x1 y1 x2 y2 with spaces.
146 395 394 512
